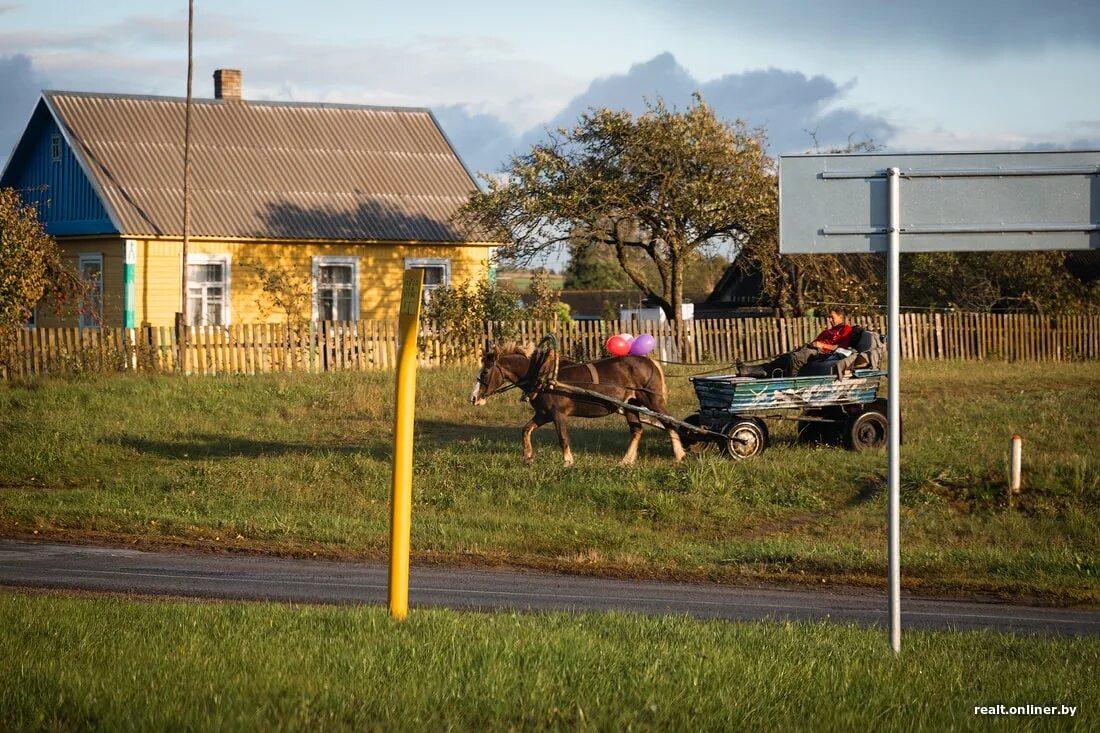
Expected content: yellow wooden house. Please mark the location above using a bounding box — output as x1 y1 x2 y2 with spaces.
1 70 496 328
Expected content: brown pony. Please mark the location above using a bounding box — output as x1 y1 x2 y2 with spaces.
470 345 685 467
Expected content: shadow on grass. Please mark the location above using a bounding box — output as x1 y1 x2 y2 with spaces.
104 434 392 461
845 479 884 507
103 419 664 463
414 419 677 459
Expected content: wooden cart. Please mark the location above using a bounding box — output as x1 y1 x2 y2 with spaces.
681 370 889 459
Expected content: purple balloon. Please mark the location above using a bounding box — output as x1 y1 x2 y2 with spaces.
629 333 656 356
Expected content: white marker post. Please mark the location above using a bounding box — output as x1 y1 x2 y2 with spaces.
1010 434 1023 495
778 149 1100 654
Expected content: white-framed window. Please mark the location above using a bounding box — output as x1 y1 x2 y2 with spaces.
404 257 451 302
186 254 231 326
79 253 103 329
50 134 62 163
312 256 359 321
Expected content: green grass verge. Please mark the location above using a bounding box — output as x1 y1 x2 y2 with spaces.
1 592 1095 732
0 360 1097 602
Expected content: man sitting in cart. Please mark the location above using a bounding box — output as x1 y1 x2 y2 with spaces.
738 306 854 378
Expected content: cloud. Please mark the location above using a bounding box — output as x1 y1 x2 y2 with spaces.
1024 138 1100 151
432 53 895 177
890 120 1100 153
432 105 521 178
536 54 698 130
0 14 183 57
0 11 584 130
658 1 1100 55
698 68 894 153
0 54 45 170
527 53 894 155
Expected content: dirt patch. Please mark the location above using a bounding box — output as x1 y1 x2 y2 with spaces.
732 512 820 539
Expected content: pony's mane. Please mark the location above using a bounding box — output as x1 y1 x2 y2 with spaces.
494 343 535 358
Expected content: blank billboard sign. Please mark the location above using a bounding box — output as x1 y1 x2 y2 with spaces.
778 150 1100 254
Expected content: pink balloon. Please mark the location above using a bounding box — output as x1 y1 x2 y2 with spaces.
606 334 632 357
629 333 656 356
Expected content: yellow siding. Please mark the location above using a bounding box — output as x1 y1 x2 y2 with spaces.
36 238 125 327
135 239 182 326
133 239 493 326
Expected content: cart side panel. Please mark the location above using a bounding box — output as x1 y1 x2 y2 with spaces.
692 371 884 414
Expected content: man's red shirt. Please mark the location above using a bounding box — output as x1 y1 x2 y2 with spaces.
814 323 853 349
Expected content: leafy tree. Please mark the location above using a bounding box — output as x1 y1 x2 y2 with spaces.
903 251 1100 314
736 245 883 317
0 188 82 330
565 238 729 296
524 270 572 323
684 252 732 295
563 240 636 290
457 95 777 324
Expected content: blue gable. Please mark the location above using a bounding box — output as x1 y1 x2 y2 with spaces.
0 100 117 236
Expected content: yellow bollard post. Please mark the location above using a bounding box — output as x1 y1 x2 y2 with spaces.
389 268 424 620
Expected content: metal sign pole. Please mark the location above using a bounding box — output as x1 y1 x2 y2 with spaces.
779 149 1098 655
887 167 902 654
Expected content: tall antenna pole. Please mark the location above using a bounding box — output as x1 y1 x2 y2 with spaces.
177 0 194 367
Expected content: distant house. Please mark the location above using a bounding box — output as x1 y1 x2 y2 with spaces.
0 69 497 327
697 266 767 317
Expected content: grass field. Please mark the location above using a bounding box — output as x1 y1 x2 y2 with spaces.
1 592 1095 731
494 270 566 292
0 360 1097 603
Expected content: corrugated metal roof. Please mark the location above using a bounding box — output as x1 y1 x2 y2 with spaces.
44 91 488 242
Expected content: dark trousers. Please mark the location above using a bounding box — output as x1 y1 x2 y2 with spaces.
760 345 820 378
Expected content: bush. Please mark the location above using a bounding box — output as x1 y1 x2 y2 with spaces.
422 279 522 359
422 274 572 361
0 188 83 330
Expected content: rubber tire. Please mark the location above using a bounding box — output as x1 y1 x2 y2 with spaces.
722 419 767 460
866 399 903 444
845 409 888 451
679 413 714 455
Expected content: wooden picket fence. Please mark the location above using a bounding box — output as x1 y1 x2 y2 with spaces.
2 313 1099 380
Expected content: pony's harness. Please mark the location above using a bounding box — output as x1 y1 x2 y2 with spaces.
478 363 520 397
484 349 659 404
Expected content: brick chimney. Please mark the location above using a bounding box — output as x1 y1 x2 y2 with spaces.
213 69 242 101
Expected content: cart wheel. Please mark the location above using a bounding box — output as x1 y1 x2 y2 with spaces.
867 399 903 444
678 413 714 455
846 409 887 451
722 419 767 460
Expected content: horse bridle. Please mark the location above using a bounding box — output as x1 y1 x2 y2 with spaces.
477 362 520 397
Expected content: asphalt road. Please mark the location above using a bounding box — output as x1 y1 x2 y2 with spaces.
1 539 1097 636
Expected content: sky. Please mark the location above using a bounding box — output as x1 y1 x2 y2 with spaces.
2 0 1099 181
